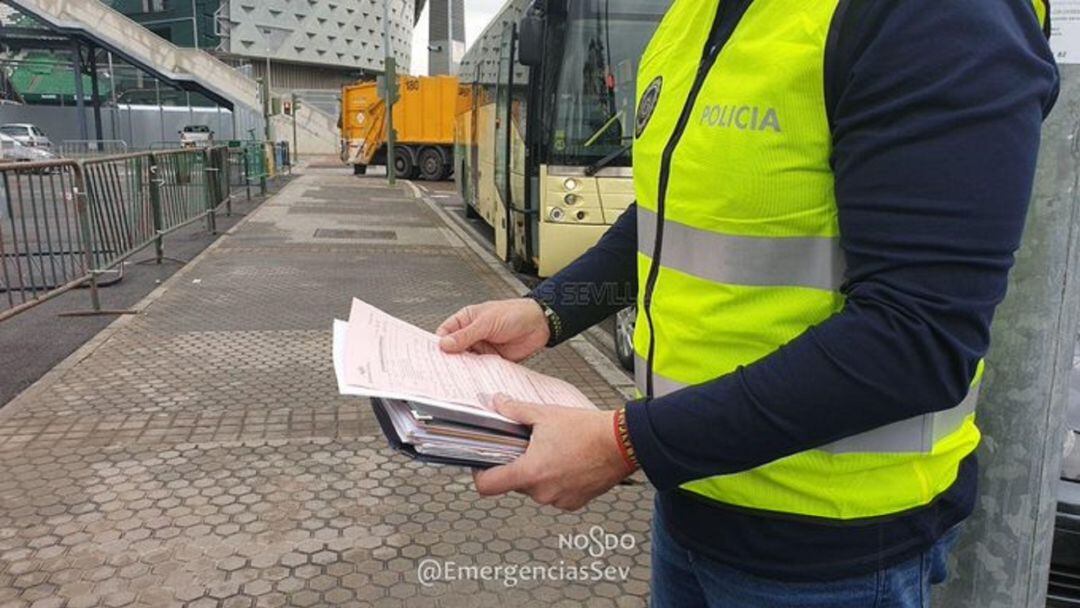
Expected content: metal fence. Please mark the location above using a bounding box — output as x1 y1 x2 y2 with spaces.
58 140 130 158
0 143 276 323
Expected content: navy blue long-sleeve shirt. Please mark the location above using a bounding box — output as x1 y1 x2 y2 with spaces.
531 0 1059 580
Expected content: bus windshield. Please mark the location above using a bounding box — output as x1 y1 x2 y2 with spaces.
548 0 667 168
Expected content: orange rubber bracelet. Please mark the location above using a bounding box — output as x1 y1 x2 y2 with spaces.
613 409 640 473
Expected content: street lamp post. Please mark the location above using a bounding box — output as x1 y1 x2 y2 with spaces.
291 92 299 165
260 28 274 143
190 0 200 49
107 52 120 141
383 0 399 186
187 0 197 125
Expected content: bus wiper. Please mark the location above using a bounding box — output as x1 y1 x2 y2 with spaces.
585 141 632 176
583 111 623 148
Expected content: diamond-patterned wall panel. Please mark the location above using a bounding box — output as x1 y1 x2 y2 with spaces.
459 0 527 86
224 0 415 72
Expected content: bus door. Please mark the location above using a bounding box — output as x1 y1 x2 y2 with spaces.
469 64 481 209
493 25 515 263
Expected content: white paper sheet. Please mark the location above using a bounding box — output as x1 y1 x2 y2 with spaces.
341 299 595 412
1052 0 1080 64
334 319 516 426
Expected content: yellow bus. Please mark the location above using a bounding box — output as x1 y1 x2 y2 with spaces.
454 0 669 281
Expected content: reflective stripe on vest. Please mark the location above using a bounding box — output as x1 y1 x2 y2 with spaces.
638 207 844 291
634 355 980 454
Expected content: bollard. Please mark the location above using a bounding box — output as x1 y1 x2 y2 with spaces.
935 64 1080 606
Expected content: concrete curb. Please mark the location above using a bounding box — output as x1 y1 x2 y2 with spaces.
405 181 637 400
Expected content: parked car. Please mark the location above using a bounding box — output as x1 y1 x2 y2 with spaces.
179 125 214 148
1049 337 1080 606
615 306 636 372
0 123 52 149
0 133 57 164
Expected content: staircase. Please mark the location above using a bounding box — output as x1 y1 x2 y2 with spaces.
290 89 342 119
272 100 340 156
3 0 260 113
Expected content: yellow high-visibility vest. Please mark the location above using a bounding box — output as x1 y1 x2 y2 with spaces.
632 0 1047 520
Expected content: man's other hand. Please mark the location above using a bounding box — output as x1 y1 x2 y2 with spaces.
437 299 550 362
473 395 633 512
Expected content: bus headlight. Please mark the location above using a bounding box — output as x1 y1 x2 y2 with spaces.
549 207 566 222
564 193 581 206
564 178 578 191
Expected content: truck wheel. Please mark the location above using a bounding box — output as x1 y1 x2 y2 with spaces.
353 164 367 175
418 147 447 181
615 306 637 372
393 148 416 179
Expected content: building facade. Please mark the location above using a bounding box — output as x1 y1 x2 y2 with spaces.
110 0 421 91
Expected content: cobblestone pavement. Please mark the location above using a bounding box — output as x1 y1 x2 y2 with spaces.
0 169 654 608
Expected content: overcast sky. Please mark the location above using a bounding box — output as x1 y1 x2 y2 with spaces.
410 0 505 75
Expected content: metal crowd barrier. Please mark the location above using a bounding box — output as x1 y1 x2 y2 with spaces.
0 145 240 323
226 141 283 199
59 139 130 158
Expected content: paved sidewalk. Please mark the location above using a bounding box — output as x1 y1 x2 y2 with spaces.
0 169 654 608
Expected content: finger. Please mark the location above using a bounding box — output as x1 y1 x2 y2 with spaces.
436 307 471 338
493 395 544 425
469 342 500 356
441 316 491 353
474 460 531 496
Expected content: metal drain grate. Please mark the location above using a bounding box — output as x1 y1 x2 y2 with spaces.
289 207 369 215
314 228 398 240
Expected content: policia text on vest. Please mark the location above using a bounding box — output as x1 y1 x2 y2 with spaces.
699 105 782 132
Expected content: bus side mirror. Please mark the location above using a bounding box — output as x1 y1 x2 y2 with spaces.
518 16 544 67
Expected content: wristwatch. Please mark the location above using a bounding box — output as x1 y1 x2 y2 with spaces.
528 296 562 348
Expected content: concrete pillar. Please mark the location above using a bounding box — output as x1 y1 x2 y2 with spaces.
428 0 464 75
71 41 89 142
88 46 104 145
935 64 1080 607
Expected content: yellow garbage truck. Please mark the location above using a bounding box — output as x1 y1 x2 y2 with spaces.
341 75 458 180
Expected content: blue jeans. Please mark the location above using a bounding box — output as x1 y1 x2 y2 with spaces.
651 506 959 608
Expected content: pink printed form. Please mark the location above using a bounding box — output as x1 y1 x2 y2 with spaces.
342 299 596 411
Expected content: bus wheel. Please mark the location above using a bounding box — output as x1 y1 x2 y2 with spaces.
353 164 367 175
418 147 447 181
393 148 416 179
615 306 637 372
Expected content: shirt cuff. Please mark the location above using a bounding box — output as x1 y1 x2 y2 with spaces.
624 398 683 492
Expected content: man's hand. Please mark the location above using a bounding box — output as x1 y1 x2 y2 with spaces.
437 299 550 362
474 395 634 511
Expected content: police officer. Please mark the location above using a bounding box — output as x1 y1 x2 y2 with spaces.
437 0 1059 605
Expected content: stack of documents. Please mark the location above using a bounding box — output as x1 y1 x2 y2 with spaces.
333 298 596 467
